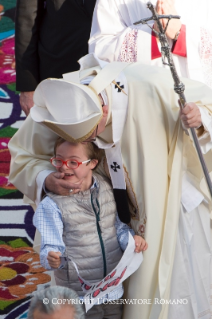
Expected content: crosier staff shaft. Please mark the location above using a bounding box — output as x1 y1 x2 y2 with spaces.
134 1 212 199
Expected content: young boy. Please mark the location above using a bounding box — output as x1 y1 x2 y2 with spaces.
33 137 148 319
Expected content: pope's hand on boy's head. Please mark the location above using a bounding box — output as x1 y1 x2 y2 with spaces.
45 172 82 196
47 251 62 269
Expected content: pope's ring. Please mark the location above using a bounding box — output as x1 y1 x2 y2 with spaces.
69 189 73 193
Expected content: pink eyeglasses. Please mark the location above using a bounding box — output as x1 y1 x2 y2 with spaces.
50 158 91 169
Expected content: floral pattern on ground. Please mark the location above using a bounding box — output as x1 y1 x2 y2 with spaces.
0 243 50 314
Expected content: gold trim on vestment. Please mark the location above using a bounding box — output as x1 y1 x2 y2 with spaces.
112 80 127 96
123 165 140 221
43 115 103 143
196 125 205 138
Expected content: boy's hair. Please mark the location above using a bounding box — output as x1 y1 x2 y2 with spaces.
54 137 104 169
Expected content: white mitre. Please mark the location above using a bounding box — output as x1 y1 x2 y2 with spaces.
31 78 103 143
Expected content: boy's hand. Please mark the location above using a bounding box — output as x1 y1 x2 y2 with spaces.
47 251 61 269
134 235 148 253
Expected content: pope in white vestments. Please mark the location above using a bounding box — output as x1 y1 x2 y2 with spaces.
9 55 212 319
89 1 212 318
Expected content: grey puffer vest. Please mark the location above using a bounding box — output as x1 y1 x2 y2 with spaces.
48 173 123 296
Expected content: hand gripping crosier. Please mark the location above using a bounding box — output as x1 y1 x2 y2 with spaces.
134 1 212 199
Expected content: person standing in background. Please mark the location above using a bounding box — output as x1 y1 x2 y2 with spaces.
27 286 85 319
15 0 96 115
89 0 212 88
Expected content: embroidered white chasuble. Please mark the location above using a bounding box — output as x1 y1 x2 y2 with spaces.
8 56 212 318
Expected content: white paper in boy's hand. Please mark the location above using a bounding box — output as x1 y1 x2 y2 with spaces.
71 232 143 312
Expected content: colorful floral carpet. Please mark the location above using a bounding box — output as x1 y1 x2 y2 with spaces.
0 2 51 318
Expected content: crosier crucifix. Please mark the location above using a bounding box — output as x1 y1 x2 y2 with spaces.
134 1 212 199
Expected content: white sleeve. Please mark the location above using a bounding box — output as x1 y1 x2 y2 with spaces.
186 24 204 83
89 0 152 63
8 114 58 202
35 169 54 206
197 106 212 154
183 20 212 87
